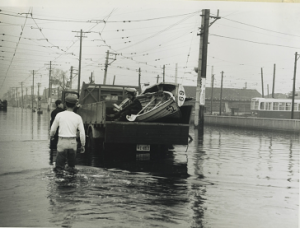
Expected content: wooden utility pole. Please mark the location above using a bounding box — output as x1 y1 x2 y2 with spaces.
70 66 73 89
113 75 116 85
261 68 264 98
78 29 83 93
163 65 165 82
195 9 210 134
47 61 52 111
103 50 117 85
210 66 214 115
291 52 299 119
103 50 109 84
62 72 65 89
73 29 90 93
15 87 19 107
21 82 24 108
25 87 28 108
219 71 224 115
32 70 34 111
272 64 276 98
156 75 160 83
37 82 42 114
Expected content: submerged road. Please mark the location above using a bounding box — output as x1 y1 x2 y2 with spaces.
0 107 298 228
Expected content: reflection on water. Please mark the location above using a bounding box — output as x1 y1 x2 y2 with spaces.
0 107 298 228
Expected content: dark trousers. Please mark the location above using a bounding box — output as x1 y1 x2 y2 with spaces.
56 137 77 169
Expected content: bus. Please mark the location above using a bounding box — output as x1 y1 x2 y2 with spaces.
251 97 300 119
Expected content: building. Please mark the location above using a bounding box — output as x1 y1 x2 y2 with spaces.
184 86 261 116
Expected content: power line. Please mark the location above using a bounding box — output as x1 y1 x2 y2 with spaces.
211 33 300 50
0 8 31 89
222 16 300 38
116 13 197 52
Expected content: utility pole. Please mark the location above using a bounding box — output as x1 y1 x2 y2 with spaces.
163 65 165 83
32 70 34 111
73 29 90 93
103 50 109 84
103 50 117 85
210 66 214 115
156 75 160 83
113 75 116 85
62 72 65 90
21 82 24 108
261 68 264 98
291 52 299 119
272 64 276 98
37 82 42 114
46 61 52 111
15 87 19 107
219 71 223 115
25 87 28 108
70 66 73 89
89 72 92 83
195 9 211 134
175 63 178 84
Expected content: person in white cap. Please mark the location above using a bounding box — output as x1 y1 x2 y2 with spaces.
108 88 142 121
50 95 85 172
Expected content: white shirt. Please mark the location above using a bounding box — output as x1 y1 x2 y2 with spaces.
50 110 85 146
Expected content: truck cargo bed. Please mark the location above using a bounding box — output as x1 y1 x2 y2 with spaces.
104 121 189 145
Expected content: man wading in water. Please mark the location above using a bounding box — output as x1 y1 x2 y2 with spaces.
50 99 64 152
50 95 85 172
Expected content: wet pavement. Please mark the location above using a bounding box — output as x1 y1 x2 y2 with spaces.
0 107 298 228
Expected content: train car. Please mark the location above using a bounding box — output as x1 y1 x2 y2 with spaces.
251 97 300 119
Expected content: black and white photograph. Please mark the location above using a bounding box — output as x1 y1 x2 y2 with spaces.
0 0 299 227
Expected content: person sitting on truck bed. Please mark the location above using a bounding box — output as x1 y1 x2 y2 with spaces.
113 88 137 111
107 88 142 121
50 95 85 172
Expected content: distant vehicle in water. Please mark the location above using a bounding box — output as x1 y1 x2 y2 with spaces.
0 100 7 110
251 97 300 119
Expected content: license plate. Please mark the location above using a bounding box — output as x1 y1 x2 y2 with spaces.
136 144 150 151
136 153 150 161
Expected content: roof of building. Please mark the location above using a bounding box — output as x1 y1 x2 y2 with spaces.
184 86 261 101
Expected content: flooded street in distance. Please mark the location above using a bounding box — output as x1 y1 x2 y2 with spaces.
0 107 298 228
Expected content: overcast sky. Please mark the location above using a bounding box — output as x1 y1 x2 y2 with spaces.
1 0 300 98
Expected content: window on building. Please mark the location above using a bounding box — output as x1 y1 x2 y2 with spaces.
266 102 272 110
279 102 285 111
251 100 259 110
260 102 265 110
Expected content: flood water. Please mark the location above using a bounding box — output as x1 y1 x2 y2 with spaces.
0 107 298 228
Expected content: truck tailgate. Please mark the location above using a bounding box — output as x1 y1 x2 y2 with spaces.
105 121 190 145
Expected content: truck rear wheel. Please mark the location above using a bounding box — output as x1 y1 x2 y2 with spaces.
85 131 96 162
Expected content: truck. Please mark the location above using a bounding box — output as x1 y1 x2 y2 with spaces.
61 82 193 163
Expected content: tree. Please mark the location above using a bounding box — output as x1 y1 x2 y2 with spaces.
51 68 69 90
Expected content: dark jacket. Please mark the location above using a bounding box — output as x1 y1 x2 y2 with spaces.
50 107 64 149
115 98 142 121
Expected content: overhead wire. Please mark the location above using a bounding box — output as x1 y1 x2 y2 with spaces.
0 8 31 89
210 33 300 50
221 16 300 38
